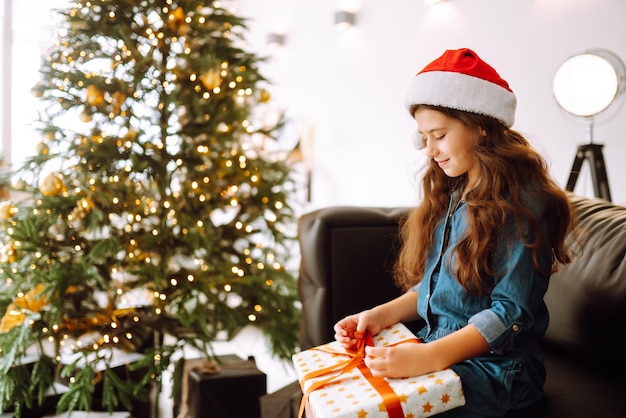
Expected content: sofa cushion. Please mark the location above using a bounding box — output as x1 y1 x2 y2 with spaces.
297 206 411 349
543 194 626 369
525 346 626 418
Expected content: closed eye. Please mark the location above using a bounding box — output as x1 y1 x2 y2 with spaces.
419 131 446 145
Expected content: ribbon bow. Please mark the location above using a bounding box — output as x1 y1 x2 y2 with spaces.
297 331 419 418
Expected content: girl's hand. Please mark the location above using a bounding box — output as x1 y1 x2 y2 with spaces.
334 309 385 350
335 292 421 350
364 343 434 378
363 324 490 378
334 313 360 349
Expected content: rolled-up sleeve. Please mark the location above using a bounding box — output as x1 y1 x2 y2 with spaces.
469 221 551 352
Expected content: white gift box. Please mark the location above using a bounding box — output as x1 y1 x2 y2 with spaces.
292 323 465 418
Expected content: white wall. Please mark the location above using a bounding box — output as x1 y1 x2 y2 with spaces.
234 0 626 209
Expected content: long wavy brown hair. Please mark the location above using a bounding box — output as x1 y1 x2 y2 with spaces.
393 105 577 294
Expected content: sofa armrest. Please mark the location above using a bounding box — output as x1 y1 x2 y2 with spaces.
543 194 626 370
297 206 411 349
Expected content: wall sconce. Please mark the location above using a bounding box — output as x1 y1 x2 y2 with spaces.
334 11 356 28
267 33 286 47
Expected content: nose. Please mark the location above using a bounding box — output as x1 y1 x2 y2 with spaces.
425 139 438 158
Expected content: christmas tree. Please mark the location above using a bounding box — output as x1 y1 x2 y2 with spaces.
0 0 301 416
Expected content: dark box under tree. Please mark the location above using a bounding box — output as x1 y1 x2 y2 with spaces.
174 355 267 418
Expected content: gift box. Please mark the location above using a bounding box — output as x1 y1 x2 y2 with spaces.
175 354 267 418
260 380 303 418
292 323 465 418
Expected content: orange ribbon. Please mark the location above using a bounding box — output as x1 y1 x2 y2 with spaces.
297 333 420 418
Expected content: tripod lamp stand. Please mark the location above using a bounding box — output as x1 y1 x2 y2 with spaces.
552 49 626 202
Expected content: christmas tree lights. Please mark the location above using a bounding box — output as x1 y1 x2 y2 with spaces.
0 1 301 416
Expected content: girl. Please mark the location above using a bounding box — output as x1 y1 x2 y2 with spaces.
334 48 577 417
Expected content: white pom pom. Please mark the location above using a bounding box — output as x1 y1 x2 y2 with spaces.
411 130 425 150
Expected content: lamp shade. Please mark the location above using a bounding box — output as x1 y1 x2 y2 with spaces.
553 49 626 118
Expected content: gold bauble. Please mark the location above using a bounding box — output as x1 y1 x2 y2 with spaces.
259 89 271 103
125 129 139 141
169 7 185 26
31 85 44 98
201 70 222 91
0 201 16 220
86 85 105 107
168 7 190 36
111 91 127 113
36 141 49 155
39 173 65 197
77 196 94 212
178 23 191 36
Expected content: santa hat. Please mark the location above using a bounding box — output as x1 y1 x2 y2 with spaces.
404 48 516 135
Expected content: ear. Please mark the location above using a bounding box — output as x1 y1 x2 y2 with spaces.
475 127 487 145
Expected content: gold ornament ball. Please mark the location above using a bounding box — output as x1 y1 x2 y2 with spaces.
169 7 185 27
39 173 65 197
86 85 105 107
125 129 139 141
259 89 271 103
77 197 95 212
36 142 49 155
201 70 222 91
111 91 127 112
0 201 16 221
31 84 44 98
12 179 28 191
44 130 56 141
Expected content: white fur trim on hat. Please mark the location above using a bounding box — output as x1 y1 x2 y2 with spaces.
411 129 425 150
404 70 517 128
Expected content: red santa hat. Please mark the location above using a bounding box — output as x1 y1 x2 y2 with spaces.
404 48 517 132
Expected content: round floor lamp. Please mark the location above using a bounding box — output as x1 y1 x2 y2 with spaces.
552 48 626 202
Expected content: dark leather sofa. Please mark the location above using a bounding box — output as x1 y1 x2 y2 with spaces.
296 194 626 417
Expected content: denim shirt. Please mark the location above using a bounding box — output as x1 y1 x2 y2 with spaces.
410 191 552 414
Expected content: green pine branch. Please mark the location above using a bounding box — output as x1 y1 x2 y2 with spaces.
0 0 303 415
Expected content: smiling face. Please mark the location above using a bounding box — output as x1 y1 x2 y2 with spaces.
414 107 484 185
